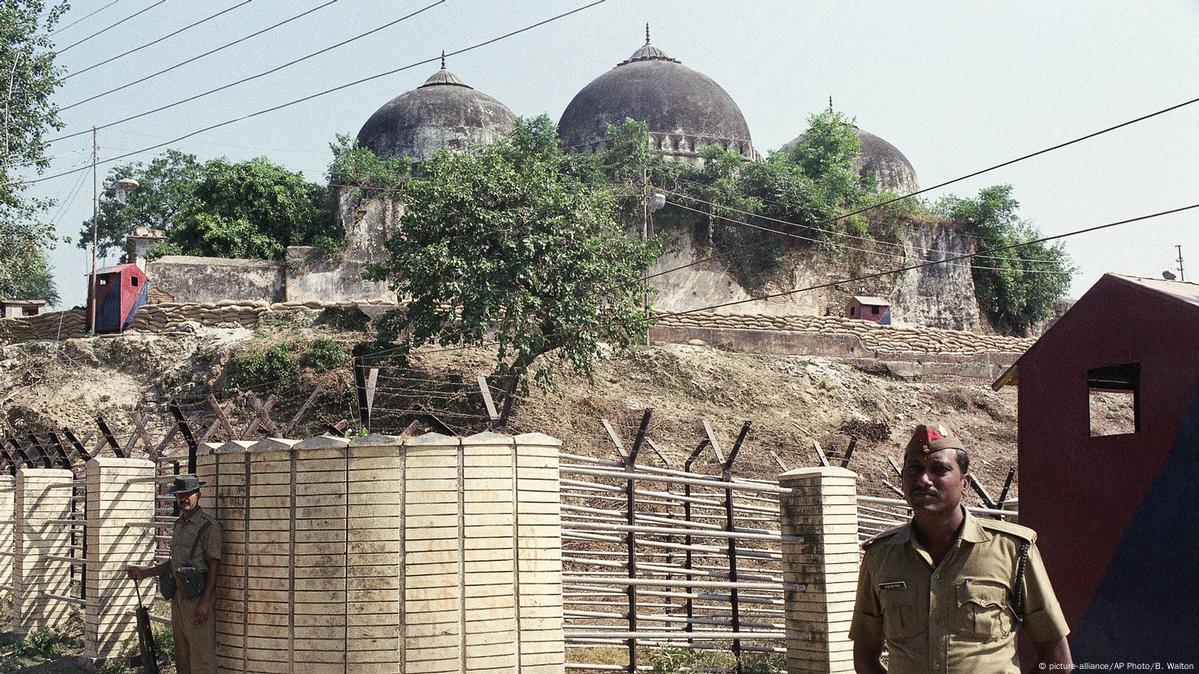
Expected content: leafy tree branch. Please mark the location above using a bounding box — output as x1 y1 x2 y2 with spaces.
0 1 66 301
366 116 661 386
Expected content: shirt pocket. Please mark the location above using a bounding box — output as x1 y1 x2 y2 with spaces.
955 579 1015 641
879 586 923 641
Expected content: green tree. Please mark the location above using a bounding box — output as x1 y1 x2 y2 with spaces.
937 185 1074 334
326 134 411 196
78 149 203 258
82 153 333 261
656 110 867 285
5 247 59 305
366 116 661 385
0 1 67 301
171 157 331 259
782 109 867 212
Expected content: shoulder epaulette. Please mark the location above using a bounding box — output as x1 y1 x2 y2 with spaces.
862 524 907 549
978 517 1037 543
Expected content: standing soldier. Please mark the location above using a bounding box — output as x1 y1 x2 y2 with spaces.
127 474 222 674
850 423 1072 673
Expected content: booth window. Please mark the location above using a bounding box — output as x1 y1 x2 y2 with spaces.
1088 363 1140 436
131 276 139 286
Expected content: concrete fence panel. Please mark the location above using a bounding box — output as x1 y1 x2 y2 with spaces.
779 467 860 674
83 457 157 663
0 475 13 608
194 431 566 674
13 468 75 635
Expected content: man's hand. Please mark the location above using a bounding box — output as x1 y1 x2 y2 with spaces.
126 565 146 581
194 600 210 624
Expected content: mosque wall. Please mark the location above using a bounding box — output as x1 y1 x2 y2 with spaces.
146 255 285 304
282 189 401 303
892 222 982 331
143 189 399 306
133 190 983 333
648 216 984 332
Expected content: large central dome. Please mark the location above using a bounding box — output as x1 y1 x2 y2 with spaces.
558 34 755 161
357 60 516 162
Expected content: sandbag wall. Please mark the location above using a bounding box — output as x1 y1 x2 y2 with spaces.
655 310 1034 354
0 308 87 343
196 431 566 674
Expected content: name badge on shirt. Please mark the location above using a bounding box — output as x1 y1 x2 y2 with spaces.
878 581 907 591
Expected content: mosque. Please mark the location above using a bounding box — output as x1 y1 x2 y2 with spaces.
347 29 978 329
145 30 980 331
355 30 920 194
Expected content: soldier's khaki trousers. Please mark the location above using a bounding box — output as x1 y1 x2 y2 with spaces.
170 593 216 674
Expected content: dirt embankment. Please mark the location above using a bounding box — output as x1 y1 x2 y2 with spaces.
492 343 1022 501
0 321 1025 503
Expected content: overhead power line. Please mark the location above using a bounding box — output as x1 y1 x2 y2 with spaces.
49 166 89 228
8 0 607 188
642 93 1199 282
659 201 1199 317
49 0 123 36
663 190 1064 264
59 0 343 111
55 0 167 54
107 127 333 156
667 200 1070 275
62 0 255 81
51 0 445 134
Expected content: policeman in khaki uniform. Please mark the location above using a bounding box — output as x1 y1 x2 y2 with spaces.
127 475 223 674
850 424 1072 673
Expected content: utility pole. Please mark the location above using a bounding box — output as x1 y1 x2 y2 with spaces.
642 165 650 346
1177 244 1185 282
89 127 98 334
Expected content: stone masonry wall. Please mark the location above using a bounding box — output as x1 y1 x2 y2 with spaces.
282 189 401 304
647 214 984 331
0 300 393 344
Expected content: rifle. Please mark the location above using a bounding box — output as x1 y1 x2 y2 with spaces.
133 578 161 674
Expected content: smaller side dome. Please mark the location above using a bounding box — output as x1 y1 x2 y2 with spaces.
784 124 919 194
356 59 517 162
852 128 919 194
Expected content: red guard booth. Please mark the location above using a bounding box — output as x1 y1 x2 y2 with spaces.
845 295 892 325
993 274 1199 665
86 263 148 333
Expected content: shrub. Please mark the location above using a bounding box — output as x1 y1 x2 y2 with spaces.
302 337 349 373
936 185 1074 334
228 342 299 387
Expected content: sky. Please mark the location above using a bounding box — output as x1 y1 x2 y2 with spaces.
24 0 1199 310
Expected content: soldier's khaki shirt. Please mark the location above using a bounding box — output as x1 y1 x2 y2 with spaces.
170 506 222 577
849 508 1068 673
